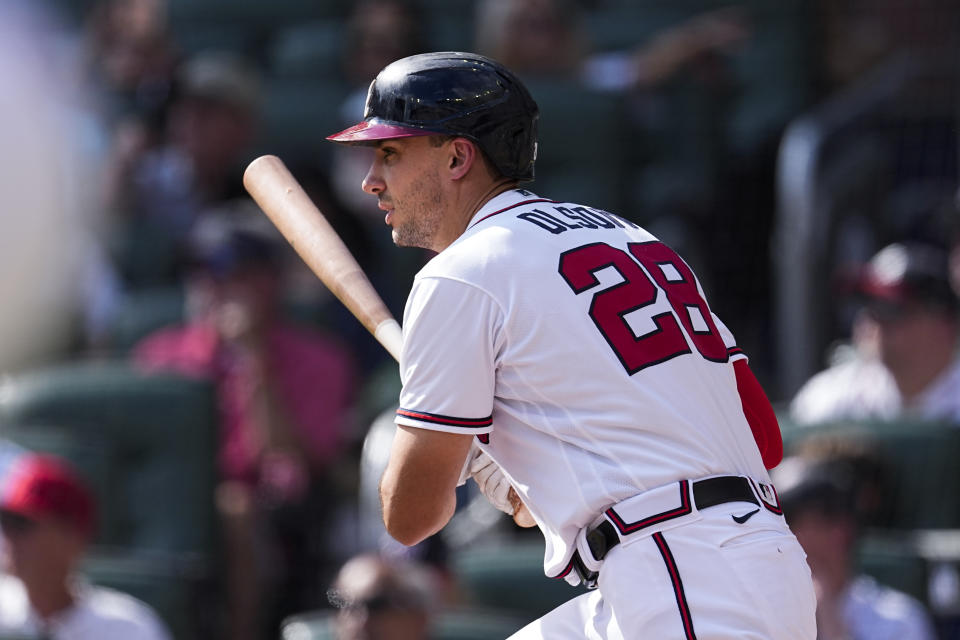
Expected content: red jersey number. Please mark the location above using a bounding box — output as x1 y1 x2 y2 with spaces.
558 241 727 374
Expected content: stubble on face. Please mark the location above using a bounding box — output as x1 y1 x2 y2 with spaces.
389 166 446 250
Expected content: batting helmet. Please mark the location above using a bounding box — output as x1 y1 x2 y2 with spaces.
327 51 539 181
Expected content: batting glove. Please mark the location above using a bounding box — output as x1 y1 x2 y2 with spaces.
468 448 514 514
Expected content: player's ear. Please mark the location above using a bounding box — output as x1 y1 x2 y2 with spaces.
447 138 477 180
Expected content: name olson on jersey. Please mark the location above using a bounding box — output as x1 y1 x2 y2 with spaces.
517 206 640 234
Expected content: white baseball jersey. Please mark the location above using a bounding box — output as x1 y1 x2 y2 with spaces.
395 189 770 578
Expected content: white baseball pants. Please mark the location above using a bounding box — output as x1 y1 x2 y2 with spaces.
509 504 816 639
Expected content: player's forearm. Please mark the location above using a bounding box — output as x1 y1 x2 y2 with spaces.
378 426 473 545
379 472 457 546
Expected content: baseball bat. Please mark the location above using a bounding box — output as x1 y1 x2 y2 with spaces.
243 154 403 362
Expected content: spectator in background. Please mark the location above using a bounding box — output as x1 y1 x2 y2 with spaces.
133 205 359 640
327 553 437 640
89 0 181 293
474 0 749 93
0 454 172 639
774 455 937 640
108 50 261 287
791 241 960 424
84 0 178 127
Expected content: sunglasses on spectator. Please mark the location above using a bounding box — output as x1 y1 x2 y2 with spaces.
337 592 422 615
0 511 37 536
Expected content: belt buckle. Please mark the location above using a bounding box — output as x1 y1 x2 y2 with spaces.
572 552 599 590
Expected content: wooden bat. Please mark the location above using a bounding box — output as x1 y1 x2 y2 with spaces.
245 155 535 526
243 155 403 362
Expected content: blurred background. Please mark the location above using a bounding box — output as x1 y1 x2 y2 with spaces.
0 0 959 638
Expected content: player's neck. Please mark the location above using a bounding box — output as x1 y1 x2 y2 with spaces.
436 177 517 252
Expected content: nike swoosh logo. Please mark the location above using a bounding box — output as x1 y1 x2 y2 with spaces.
731 508 760 524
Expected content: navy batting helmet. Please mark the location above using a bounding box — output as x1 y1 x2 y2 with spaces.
327 51 539 181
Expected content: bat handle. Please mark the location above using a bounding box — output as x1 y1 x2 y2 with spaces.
374 318 403 363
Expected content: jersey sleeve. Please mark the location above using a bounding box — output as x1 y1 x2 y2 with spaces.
395 276 501 435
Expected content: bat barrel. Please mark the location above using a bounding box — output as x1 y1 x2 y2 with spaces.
243 155 402 362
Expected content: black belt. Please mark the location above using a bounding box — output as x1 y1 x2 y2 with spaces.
573 475 760 589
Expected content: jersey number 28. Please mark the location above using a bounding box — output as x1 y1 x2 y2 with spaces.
558 241 727 374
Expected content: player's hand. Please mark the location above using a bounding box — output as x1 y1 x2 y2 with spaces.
470 450 536 526
509 487 537 528
469 449 513 513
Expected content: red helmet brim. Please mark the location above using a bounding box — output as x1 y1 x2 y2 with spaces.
326 119 434 143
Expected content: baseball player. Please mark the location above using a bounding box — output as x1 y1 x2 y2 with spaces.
327 52 816 639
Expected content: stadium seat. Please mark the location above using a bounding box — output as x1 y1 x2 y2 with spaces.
79 549 219 640
256 77 350 161
110 216 184 289
855 532 931 605
781 418 960 529
167 0 346 30
268 20 345 81
281 608 527 640
174 23 262 57
451 541 587 620
0 360 221 640
0 361 219 553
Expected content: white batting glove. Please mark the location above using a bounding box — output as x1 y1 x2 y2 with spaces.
468 448 514 514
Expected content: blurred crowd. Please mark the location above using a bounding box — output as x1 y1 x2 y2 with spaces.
0 0 959 638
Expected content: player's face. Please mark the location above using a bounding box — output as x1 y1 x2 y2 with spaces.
361 136 451 251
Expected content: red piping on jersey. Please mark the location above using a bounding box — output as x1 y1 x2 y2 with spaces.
733 359 783 469
605 480 692 535
468 198 557 228
396 408 493 428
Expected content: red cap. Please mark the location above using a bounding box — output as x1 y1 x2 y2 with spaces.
0 454 95 537
326 118 436 144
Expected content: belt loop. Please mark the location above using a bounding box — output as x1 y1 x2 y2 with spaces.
748 477 784 515
571 552 600 590
684 478 697 514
